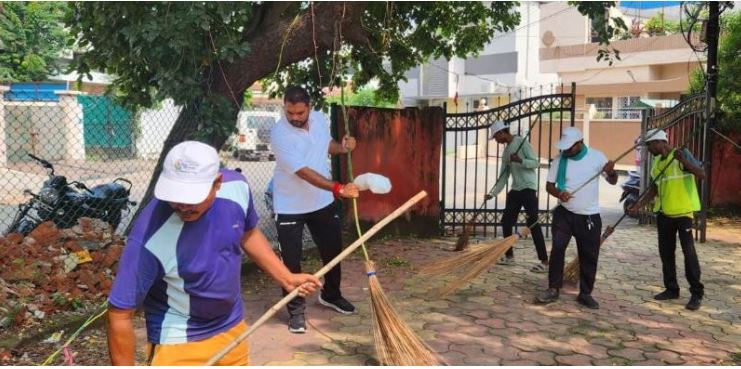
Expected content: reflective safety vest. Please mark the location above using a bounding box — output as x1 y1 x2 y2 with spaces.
651 148 701 216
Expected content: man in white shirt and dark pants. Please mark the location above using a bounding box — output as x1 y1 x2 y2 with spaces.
270 86 360 333
535 127 618 309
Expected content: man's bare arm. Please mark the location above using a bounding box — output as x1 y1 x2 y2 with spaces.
107 307 136 365
295 167 359 198
241 228 321 296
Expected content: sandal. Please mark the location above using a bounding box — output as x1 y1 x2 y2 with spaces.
530 263 548 273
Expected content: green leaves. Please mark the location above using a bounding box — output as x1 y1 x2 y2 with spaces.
64 1 630 145
0 2 71 82
67 2 255 109
264 2 520 107
569 1 627 66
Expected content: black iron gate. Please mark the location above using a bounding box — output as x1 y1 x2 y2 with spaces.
639 93 710 241
440 84 576 237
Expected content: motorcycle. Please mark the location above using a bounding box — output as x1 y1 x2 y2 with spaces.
619 170 641 219
5 154 137 235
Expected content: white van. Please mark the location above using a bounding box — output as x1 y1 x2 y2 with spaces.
229 110 279 161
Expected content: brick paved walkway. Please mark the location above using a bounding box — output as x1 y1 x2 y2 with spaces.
245 223 740 366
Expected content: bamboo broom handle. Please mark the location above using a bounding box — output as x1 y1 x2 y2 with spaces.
205 190 428 365
570 127 667 196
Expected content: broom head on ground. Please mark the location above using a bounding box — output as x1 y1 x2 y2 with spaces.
453 214 479 251
564 225 615 283
420 228 530 296
365 261 443 366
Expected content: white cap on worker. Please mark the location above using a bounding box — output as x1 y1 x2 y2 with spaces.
488 120 508 139
644 128 668 142
556 126 584 150
154 141 220 204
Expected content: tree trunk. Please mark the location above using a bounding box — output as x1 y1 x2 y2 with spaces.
124 2 369 235
124 100 243 234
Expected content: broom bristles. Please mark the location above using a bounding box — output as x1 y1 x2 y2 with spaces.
453 224 472 251
365 262 443 366
564 257 579 283
418 237 510 276
437 235 519 296
565 225 614 283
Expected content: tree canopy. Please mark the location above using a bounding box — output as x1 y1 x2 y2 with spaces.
66 1 624 146
0 2 71 82
65 1 627 233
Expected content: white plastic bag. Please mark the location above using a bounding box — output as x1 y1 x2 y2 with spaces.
353 173 392 194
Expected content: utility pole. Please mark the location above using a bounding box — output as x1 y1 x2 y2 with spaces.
700 1 720 242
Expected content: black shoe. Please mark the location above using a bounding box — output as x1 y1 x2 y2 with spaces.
654 289 680 300
535 288 559 304
318 295 356 315
685 295 702 311
577 294 600 309
288 314 306 334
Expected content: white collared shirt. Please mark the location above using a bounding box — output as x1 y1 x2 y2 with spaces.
270 111 334 214
546 149 609 215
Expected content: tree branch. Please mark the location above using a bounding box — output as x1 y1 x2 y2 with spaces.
214 2 369 97
241 3 267 40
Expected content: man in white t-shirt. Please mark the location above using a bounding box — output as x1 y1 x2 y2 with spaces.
270 86 360 334
534 127 617 309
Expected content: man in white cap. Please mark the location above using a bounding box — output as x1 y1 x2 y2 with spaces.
107 141 321 365
486 120 548 272
270 86 360 334
628 129 705 310
535 126 617 309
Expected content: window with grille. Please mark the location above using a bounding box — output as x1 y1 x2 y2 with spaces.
617 96 641 119
586 97 613 119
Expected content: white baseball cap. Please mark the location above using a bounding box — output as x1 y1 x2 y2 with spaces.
488 120 508 139
154 141 221 204
644 128 668 142
556 126 584 150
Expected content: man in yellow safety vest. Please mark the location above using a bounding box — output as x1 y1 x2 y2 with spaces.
629 128 705 311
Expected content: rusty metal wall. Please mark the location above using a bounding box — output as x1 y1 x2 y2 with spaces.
332 105 443 237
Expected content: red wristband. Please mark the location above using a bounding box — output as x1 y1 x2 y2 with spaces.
332 182 343 198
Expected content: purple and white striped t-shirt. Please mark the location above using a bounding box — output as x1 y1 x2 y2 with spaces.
109 169 258 344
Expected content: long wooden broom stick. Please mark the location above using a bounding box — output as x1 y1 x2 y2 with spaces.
427 134 646 292
564 144 694 282
205 191 428 366
339 91 442 365
454 115 542 251
564 127 704 282
565 127 667 196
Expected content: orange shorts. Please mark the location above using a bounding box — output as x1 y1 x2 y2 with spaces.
147 321 249 366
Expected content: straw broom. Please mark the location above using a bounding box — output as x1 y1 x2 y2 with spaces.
434 228 530 297
563 128 702 283
365 261 441 365
205 191 428 366
454 115 542 251
339 92 442 366
419 227 531 296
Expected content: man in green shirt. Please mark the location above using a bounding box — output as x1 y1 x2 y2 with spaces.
485 121 548 272
628 129 705 310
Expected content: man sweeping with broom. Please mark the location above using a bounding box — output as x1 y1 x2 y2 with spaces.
485 120 548 272
271 86 360 334
534 127 618 309
628 129 705 311
106 141 322 365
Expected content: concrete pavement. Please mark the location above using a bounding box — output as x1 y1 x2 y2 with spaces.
243 223 740 365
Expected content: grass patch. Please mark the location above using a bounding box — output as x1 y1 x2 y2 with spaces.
383 256 410 267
